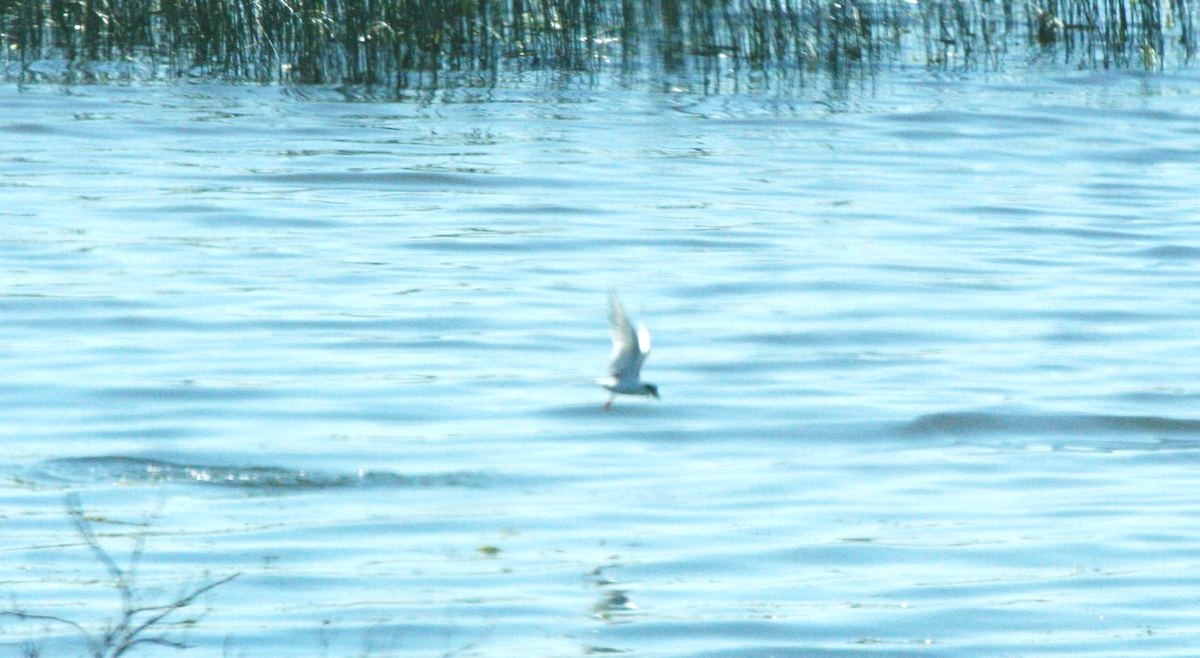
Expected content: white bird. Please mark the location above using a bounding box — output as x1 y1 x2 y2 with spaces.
598 289 659 410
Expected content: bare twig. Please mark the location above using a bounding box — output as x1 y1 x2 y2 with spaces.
2 494 240 658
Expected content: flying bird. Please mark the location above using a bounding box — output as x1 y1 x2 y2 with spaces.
598 290 658 410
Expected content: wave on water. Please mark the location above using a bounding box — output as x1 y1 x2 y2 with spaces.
39 456 483 490
904 411 1200 437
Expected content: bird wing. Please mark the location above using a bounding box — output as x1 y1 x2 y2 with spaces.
636 323 652 370
608 291 645 382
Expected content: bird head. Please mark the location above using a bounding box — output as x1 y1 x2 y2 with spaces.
644 383 659 399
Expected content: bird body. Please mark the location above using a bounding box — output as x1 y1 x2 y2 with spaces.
599 290 658 409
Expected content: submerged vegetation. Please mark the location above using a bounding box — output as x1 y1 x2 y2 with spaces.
0 0 1195 89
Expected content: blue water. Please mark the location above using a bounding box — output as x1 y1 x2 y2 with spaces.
4 69 1200 657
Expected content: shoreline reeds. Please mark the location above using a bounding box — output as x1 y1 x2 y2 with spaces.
0 0 1193 89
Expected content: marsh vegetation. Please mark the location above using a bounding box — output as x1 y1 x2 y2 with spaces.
0 0 1194 90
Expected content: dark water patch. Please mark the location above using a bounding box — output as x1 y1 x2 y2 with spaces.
873 262 1002 277
601 619 881 648
1119 390 1200 403
248 315 488 333
775 279 899 294
1041 329 1103 343
954 205 1044 218
0 245 105 265
0 295 150 312
992 307 1172 323
886 109 1080 135
1094 147 1200 165
403 238 579 253
1042 309 1154 322
886 128 972 142
999 225 1152 242
1136 245 1200 260
904 411 1200 438
1122 109 1193 123
675 280 809 297
70 427 201 441
746 330 936 347
253 171 568 191
42 456 484 490
2 123 59 134
327 338 491 351
429 228 556 239
683 360 770 375
542 403 668 420
403 235 768 254
808 353 933 370
192 213 341 229
637 236 777 253
330 337 558 352
884 109 988 126
250 404 463 424
12 314 208 332
468 204 605 215
1081 180 1166 199
91 385 279 402
154 203 231 214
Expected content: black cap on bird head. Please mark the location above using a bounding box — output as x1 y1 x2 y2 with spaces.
644 383 659 399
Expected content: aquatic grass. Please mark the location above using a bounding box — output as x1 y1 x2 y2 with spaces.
0 0 1195 87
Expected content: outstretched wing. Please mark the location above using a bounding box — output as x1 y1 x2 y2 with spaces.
636 323 652 369
608 290 648 381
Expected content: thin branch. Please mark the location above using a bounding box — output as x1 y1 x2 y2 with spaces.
111 634 189 658
0 610 101 657
0 610 94 641
121 573 241 643
64 493 125 587
3 495 241 658
124 492 168 599
439 629 490 658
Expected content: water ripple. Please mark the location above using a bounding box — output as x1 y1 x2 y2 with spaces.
40 456 484 490
905 411 1200 438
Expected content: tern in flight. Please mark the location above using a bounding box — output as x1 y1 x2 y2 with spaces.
598 290 659 410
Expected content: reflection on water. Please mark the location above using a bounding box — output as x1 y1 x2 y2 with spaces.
1 0 1193 89
905 411 1200 437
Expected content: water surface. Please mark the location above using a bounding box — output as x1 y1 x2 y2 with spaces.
3 70 1200 657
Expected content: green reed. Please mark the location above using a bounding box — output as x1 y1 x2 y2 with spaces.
0 0 1194 87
